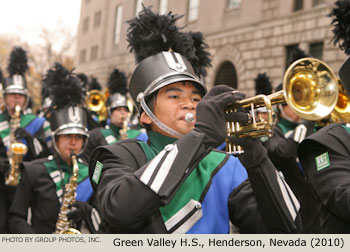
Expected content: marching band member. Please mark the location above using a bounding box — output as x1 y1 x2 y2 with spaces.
88 7 301 234
8 63 98 234
82 68 147 162
0 47 51 233
298 0 350 233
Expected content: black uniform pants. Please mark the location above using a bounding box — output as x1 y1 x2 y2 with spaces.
0 186 16 233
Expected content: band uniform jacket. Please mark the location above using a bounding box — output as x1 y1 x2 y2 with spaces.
262 118 320 233
298 123 350 233
89 130 301 234
0 111 52 233
8 155 97 234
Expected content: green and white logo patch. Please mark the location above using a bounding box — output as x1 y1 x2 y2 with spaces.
92 161 103 184
315 152 330 171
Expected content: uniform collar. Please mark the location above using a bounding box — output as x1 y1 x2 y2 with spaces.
147 130 177 154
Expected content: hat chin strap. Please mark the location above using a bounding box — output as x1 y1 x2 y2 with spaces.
140 97 184 139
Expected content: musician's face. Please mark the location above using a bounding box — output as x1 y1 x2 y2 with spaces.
140 82 202 138
5 93 26 114
110 107 129 128
56 134 84 165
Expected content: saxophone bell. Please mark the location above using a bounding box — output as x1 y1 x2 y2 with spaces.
5 104 28 186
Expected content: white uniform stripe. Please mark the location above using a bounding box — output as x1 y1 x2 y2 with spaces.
57 189 63 204
276 171 300 220
284 130 293 138
51 171 62 184
91 208 101 231
140 149 166 185
293 124 307 143
3 135 10 148
150 145 178 193
33 138 43 155
0 121 9 132
165 199 201 232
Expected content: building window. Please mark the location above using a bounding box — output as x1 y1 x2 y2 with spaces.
285 44 299 69
135 0 144 16
188 0 200 22
94 10 102 28
82 17 89 33
312 0 324 6
293 0 304 11
114 5 123 45
159 0 168 15
309 42 323 60
91 45 99 61
79 49 87 63
214 61 238 89
227 0 241 9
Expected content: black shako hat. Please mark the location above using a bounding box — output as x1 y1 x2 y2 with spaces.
43 63 88 155
127 6 210 110
329 0 350 96
4 47 29 96
106 68 129 114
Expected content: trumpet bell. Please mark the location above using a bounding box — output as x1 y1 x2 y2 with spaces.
226 58 339 155
284 58 338 121
86 89 108 122
332 80 350 122
86 90 105 112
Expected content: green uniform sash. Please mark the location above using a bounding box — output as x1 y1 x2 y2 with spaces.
137 131 226 223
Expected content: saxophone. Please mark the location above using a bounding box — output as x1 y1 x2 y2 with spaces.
5 105 28 186
54 152 81 234
119 117 128 140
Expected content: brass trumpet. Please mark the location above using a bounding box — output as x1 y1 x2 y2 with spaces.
320 80 350 125
86 89 108 122
226 58 339 154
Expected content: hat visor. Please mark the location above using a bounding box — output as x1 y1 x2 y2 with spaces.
56 127 88 137
4 88 27 95
147 74 206 97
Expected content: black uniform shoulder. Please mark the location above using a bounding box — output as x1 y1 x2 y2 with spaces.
89 126 105 134
89 138 146 190
21 156 52 186
87 127 105 140
298 123 350 161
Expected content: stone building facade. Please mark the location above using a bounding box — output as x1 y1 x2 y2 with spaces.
75 0 345 96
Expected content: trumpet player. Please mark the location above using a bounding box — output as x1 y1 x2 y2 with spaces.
82 68 147 161
88 7 301 234
8 63 99 234
0 47 51 233
259 48 321 234
298 0 350 233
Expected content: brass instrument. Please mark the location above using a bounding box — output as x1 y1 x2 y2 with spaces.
226 58 339 154
0 83 4 112
54 152 81 234
119 117 128 140
317 80 350 126
86 89 108 122
5 105 28 186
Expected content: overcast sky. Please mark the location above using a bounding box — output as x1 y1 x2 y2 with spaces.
0 0 82 45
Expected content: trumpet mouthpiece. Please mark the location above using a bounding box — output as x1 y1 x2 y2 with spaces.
185 113 195 123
